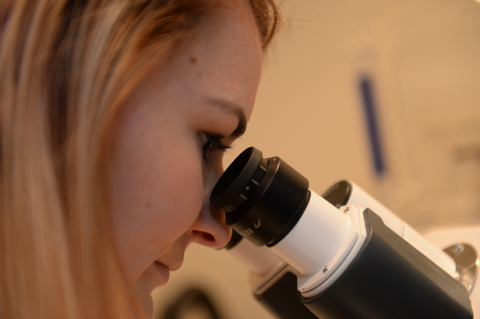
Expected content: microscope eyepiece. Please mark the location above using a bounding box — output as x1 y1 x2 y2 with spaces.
210 147 265 211
210 147 310 247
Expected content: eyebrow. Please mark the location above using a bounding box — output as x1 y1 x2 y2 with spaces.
207 98 247 139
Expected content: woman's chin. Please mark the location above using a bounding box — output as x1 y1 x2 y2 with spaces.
139 294 154 319
135 263 171 318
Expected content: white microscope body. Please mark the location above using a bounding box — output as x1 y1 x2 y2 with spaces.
211 147 478 319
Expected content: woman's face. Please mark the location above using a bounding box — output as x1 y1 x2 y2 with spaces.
107 1 262 316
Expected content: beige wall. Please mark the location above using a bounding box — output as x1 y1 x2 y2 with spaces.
154 0 480 317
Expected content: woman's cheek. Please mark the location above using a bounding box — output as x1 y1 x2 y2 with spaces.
168 151 206 229
203 154 224 192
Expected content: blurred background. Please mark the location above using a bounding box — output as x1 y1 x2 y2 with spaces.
154 0 480 317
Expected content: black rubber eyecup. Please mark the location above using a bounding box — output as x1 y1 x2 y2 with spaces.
210 147 262 211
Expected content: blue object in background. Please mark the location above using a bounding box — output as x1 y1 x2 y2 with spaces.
359 76 386 177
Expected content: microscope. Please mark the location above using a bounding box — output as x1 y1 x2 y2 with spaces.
210 147 478 319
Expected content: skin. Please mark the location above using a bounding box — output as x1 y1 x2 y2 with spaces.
107 1 262 317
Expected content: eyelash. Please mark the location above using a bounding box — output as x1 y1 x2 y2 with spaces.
202 133 230 162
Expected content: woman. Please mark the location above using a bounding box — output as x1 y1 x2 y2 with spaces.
0 0 278 318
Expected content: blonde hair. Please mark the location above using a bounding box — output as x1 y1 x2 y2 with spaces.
0 0 279 318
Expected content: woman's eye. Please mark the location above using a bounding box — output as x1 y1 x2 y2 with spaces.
201 132 230 163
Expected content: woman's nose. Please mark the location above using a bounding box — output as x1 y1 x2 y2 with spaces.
192 159 231 248
190 201 232 249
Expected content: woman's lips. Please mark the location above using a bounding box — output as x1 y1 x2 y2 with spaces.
157 258 183 272
166 262 182 271
152 261 170 286
152 259 182 282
